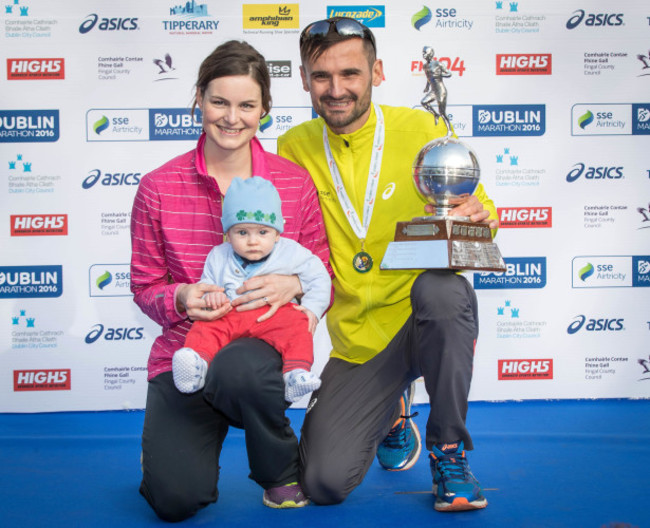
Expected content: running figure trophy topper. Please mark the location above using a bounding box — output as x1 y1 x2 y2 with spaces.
381 46 506 271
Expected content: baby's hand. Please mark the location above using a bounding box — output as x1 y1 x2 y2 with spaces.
293 305 318 335
202 291 230 310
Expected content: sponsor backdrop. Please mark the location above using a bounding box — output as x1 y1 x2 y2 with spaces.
1 1 648 412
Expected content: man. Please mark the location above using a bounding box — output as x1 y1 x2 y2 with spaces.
277 17 498 512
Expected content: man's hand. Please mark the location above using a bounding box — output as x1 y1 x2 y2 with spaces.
425 194 499 230
231 274 302 322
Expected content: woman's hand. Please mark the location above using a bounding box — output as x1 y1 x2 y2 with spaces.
176 283 232 322
424 194 499 230
231 274 302 322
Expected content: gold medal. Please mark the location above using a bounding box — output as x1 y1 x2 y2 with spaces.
353 251 373 273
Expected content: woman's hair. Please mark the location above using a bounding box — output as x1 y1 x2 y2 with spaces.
192 40 271 117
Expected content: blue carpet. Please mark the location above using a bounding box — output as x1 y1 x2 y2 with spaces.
1 400 647 528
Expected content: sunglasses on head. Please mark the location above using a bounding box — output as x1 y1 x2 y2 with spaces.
300 18 376 52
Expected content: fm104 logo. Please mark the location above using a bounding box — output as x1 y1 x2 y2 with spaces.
474 257 546 289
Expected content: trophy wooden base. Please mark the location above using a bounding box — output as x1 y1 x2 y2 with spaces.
380 218 506 271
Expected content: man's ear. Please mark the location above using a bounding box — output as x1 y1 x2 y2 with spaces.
300 65 310 92
372 59 384 87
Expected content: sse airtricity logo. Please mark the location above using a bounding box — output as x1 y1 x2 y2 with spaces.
578 111 594 129
94 116 109 134
89 264 132 297
259 115 273 132
412 6 432 30
578 263 594 282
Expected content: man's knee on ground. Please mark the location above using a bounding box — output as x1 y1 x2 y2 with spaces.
302 460 350 505
141 480 214 523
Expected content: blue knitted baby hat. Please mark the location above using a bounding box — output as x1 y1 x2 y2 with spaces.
222 176 284 234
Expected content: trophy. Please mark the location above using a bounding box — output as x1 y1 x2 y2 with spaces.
380 46 506 272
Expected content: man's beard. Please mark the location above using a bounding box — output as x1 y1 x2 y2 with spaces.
318 94 371 132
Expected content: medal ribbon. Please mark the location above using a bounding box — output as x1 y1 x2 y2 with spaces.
322 103 385 245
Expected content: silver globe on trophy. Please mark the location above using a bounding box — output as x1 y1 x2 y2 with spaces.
381 46 506 272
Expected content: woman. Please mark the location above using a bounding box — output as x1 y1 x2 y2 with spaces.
130 40 331 521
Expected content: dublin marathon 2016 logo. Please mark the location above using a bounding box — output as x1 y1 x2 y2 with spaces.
0 110 59 143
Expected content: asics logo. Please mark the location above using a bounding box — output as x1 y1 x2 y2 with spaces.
382 182 396 200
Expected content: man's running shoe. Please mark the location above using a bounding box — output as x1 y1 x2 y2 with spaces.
430 441 487 512
376 383 421 471
262 482 309 509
